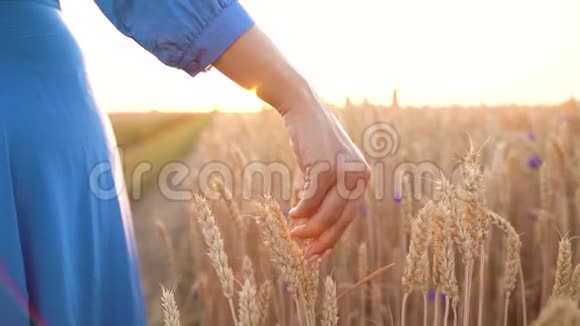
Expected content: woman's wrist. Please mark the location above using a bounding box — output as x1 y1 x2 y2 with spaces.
263 71 317 117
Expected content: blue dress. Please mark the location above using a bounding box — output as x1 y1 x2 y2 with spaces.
0 0 253 325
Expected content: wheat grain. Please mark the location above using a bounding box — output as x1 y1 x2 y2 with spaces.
239 278 260 326
192 195 238 326
182 108 580 326
304 260 320 324
322 276 339 326
402 200 434 294
485 210 520 299
433 201 459 306
569 264 580 300
160 286 181 326
254 196 305 296
532 297 580 326
461 143 488 252
552 237 573 298
192 195 235 299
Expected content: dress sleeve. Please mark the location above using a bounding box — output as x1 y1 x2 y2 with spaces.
94 0 254 76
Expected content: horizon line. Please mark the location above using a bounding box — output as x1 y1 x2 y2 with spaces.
105 96 579 114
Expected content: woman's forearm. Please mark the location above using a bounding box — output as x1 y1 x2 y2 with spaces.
214 25 370 257
213 26 314 115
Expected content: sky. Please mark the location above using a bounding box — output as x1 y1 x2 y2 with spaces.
60 0 580 112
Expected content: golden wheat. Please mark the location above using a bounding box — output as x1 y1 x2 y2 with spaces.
254 197 305 296
161 286 182 326
552 237 573 298
532 297 580 326
153 104 580 326
322 276 339 326
238 279 260 326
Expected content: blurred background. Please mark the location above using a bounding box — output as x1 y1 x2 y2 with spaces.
61 0 580 111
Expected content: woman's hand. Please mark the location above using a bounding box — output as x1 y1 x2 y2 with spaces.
214 26 370 259
283 93 370 260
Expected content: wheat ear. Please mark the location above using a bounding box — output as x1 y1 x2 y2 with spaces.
569 264 580 300
192 195 237 326
238 278 260 326
532 297 580 326
402 201 434 294
254 197 305 295
402 201 433 326
161 286 182 326
485 210 522 326
322 276 339 326
552 237 573 298
255 196 310 325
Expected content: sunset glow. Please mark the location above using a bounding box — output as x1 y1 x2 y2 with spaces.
61 0 580 112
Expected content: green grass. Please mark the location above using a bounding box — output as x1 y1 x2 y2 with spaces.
109 111 212 198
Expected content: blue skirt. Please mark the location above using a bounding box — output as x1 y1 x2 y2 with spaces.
0 2 145 325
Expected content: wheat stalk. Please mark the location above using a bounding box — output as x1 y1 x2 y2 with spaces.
238 278 260 326
403 201 434 294
539 161 553 213
255 197 305 295
305 260 320 325
552 237 573 298
156 220 178 282
358 243 368 326
322 276 339 326
485 210 523 326
569 264 580 300
370 283 383 324
433 199 460 320
401 175 414 252
458 142 489 326
402 201 434 326
160 286 181 326
254 196 312 325
192 195 237 326
258 280 273 326
210 177 247 238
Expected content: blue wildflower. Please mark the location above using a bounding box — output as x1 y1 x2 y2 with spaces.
427 289 436 300
358 204 368 218
282 208 290 218
393 190 402 203
527 155 542 169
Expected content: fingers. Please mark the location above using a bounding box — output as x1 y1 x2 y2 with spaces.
289 165 334 219
290 185 346 239
305 199 358 259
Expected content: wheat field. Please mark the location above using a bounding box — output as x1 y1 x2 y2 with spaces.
155 100 580 326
